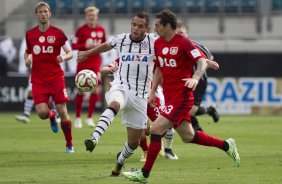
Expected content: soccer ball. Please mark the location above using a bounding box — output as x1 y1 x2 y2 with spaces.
75 69 98 92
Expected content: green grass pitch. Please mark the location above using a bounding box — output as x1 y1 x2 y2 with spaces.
0 112 282 184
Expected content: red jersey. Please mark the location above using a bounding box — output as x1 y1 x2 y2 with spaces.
154 33 205 100
72 24 106 73
25 25 68 84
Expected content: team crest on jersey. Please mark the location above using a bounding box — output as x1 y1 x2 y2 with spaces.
47 36 55 43
97 31 104 38
141 41 149 50
91 31 96 38
39 36 45 43
33 45 41 55
162 47 169 55
170 47 178 55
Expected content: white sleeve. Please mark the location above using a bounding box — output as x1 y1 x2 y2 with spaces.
63 41 72 51
110 33 126 48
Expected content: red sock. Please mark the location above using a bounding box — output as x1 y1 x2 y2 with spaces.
61 119 73 147
191 131 224 149
139 136 148 152
49 110 55 120
143 134 162 173
87 94 98 118
75 94 83 118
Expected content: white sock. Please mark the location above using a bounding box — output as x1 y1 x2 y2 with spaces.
24 98 34 117
117 142 135 165
92 108 116 141
164 128 174 149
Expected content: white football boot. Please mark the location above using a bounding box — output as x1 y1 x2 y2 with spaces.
86 118 95 127
74 117 82 128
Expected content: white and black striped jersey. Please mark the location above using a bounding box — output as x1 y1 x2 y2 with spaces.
110 33 156 99
192 40 213 81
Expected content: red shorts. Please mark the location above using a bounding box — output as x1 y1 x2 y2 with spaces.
147 97 161 122
32 78 70 105
160 94 194 129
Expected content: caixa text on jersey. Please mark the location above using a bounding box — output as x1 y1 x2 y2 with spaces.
121 55 148 62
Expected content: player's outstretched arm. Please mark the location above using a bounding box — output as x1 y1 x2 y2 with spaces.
149 67 162 107
77 42 112 62
206 59 219 70
182 57 208 90
101 61 119 75
57 42 73 62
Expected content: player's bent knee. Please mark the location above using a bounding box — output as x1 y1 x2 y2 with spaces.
109 101 120 112
37 111 49 119
181 132 194 143
107 90 125 109
127 141 139 150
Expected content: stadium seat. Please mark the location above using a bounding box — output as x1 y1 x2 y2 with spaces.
166 0 181 13
241 0 257 13
95 0 110 14
57 0 73 14
132 0 146 12
185 0 203 14
115 0 128 14
205 0 220 13
150 0 164 13
78 0 94 13
224 0 239 13
272 0 282 11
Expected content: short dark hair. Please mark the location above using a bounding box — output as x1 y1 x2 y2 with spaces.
133 11 150 27
155 9 177 30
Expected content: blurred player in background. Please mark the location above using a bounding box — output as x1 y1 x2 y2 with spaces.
123 10 240 183
15 74 34 123
72 6 106 128
25 2 74 153
78 11 156 176
176 22 220 131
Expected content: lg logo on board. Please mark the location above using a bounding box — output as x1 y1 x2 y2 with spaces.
33 45 54 55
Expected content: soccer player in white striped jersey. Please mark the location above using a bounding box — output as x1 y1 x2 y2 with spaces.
77 11 156 176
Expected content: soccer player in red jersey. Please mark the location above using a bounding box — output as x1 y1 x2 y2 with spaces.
25 2 74 153
176 22 220 132
72 6 106 128
123 10 240 183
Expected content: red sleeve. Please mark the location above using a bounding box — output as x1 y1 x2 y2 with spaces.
25 32 31 54
102 28 106 43
183 36 204 64
71 27 87 51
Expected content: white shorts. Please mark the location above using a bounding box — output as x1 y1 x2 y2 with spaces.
27 80 32 91
105 84 147 129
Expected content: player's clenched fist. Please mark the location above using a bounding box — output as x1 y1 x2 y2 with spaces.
148 92 157 108
25 54 32 67
56 55 65 63
77 51 88 62
182 78 199 91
